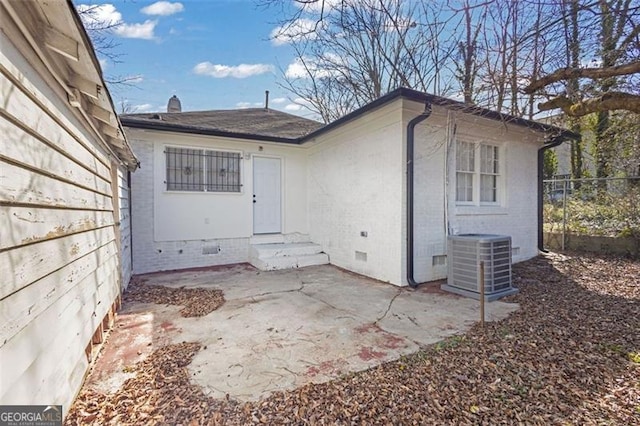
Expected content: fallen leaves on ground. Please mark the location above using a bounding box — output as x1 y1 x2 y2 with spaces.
125 278 225 317
66 252 639 425
65 342 238 425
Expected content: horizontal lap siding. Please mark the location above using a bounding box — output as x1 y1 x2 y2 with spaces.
0 31 121 409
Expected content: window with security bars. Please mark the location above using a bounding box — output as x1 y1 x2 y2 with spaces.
455 140 500 204
165 147 242 192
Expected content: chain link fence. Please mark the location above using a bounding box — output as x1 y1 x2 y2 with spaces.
543 177 640 253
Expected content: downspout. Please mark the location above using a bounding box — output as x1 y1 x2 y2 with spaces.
406 101 433 288
537 133 576 252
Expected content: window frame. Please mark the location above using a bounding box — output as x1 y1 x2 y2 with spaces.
164 145 244 194
479 144 500 204
454 139 502 206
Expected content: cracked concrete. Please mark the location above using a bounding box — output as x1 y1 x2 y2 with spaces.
88 264 519 401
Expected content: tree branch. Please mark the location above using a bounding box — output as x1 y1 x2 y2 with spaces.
538 92 640 116
524 61 640 93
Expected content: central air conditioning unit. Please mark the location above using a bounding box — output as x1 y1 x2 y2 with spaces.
441 234 517 301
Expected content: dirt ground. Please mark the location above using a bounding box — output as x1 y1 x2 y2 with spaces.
66 252 639 425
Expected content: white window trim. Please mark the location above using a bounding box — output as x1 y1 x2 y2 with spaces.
163 144 244 194
454 138 504 207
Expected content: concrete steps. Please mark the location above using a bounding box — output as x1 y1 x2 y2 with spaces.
250 242 329 271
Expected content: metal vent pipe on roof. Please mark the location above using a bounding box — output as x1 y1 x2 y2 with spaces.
265 90 269 110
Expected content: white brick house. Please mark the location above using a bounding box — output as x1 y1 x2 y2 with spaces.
122 88 575 286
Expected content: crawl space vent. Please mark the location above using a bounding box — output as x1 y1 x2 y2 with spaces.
202 244 220 255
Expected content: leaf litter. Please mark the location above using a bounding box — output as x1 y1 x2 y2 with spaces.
66 252 639 425
125 277 225 317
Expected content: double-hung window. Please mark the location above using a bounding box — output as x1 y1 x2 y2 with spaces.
480 144 499 202
455 140 500 204
165 147 242 192
456 141 475 202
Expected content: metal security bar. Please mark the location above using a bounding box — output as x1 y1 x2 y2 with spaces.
165 147 242 192
206 151 241 192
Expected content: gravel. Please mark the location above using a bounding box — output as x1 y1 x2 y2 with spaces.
65 252 640 425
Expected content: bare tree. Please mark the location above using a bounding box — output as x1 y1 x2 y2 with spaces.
523 1 640 116
271 0 457 121
452 0 490 105
76 4 142 87
562 0 585 179
267 0 639 136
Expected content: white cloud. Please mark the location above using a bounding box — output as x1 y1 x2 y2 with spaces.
295 0 343 13
271 97 287 104
193 62 274 78
285 59 307 78
116 20 157 39
76 4 157 40
98 57 108 70
76 4 121 27
270 18 320 46
285 57 335 79
125 75 144 84
141 1 184 16
284 97 312 112
134 103 154 112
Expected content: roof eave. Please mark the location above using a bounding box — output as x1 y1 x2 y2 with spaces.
120 119 303 145
66 0 139 170
300 87 579 142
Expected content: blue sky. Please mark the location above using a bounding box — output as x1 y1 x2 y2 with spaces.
75 1 313 116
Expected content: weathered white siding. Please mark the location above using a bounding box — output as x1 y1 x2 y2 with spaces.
306 100 405 284
0 14 126 409
127 129 308 274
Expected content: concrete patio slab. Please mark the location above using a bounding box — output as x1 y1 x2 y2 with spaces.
87 264 519 401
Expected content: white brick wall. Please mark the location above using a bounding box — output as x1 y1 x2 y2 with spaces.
128 136 306 274
117 166 133 287
130 138 252 274
406 101 545 286
307 100 405 285
128 99 545 283
447 123 542 263
411 109 449 283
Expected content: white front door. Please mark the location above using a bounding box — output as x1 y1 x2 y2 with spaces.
253 157 281 234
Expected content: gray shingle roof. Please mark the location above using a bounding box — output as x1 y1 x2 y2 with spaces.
121 89 577 144
120 108 323 142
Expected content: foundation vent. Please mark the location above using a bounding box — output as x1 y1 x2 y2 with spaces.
202 244 220 255
355 251 367 262
432 255 447 266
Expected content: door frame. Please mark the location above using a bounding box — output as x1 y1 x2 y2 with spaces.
252 154 284 235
